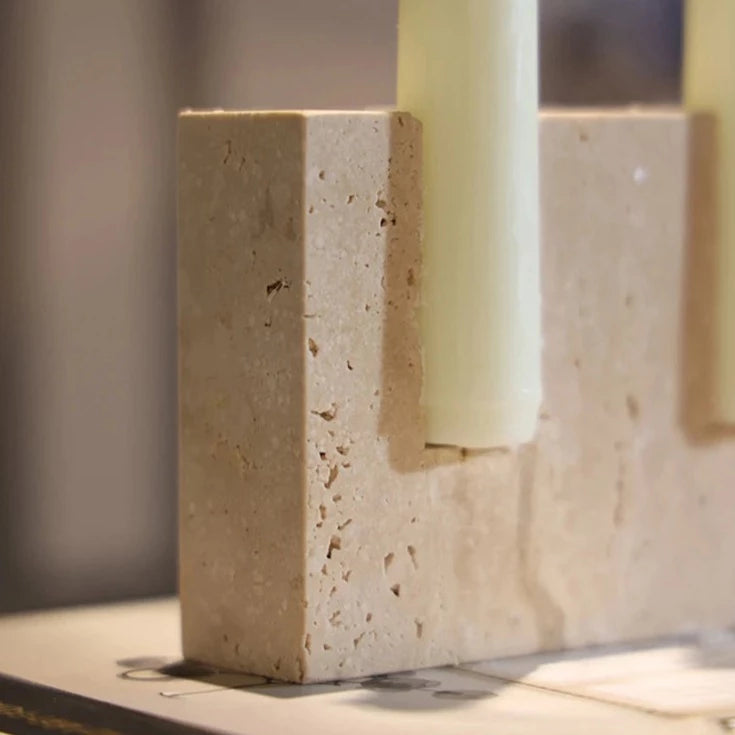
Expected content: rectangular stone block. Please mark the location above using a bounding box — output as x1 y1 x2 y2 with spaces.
178 109 735 683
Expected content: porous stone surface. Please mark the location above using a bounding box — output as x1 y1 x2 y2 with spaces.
178 109 735 683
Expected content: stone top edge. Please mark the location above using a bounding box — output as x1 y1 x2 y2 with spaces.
179 106 697 122
178 109 405 118
543 105 688 120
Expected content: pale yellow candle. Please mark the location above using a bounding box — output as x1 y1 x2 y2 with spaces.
685 0 735 424
397 1 541 448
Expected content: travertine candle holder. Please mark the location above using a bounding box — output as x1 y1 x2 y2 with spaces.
178 109 735 683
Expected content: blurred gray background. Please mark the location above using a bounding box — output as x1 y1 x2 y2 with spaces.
0 0 682 612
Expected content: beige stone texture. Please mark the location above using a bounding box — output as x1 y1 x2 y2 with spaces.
178 109 735 684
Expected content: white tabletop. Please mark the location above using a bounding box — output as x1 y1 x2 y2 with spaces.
0 597 729 734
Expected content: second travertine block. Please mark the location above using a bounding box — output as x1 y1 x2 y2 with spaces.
178 110 735 683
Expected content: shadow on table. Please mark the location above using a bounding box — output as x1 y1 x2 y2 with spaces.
115 657 507 713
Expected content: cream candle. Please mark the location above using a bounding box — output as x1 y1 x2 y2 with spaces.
397 1 541 448
685 0 735 424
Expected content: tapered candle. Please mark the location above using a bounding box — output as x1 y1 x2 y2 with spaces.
397 1 541 448
684 0 735 424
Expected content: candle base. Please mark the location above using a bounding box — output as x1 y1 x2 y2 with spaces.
179 108 735 683
425 398 540 449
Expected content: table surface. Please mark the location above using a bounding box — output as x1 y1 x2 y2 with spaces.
0 597 733 734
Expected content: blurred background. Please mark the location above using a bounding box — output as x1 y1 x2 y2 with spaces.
0 0 682 612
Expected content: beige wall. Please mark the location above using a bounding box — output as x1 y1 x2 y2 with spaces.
0 0 681 611
0 0 181 608
0 0 399 611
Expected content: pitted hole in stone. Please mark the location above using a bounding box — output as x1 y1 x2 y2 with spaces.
342 569 352 582
329 586 337 599
626 394 640 420
325 465 339 489
319 504 327 521
415 620 423 639
383 553 395 572
327 536 341 559
347 194 355 204
318 170 326 180
366 612 373 622
304 634 312 654
312 404 337 421
407 545 418 569
266 278 290 298
347 360 354 371
323 643 332 651
332 493 342 503
321 564 328 576
308 338 319 357
319 451 327 461
353 633 365 649
390 584 401 598
337 518 352 531
329 610 341 626
336 445 349 456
